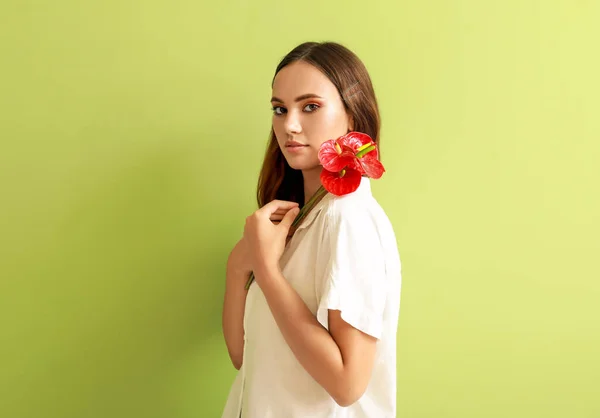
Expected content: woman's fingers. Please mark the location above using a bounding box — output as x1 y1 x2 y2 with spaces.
272 208 295 216
260 200 299 216
255 200 300 223
270 206 298 224
270 213 286 224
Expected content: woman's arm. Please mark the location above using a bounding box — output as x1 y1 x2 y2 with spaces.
222 206 298 370
222 242 251 370
253 262 378 407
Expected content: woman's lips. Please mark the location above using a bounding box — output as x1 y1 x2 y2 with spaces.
286 145 308 153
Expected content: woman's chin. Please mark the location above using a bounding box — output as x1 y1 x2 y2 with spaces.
283 155 304 170
282 150 321 171
288 163 305 171
286 160 321 172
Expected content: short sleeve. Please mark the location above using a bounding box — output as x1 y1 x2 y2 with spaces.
315 203 388 339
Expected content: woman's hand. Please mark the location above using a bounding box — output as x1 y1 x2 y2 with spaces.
269 206 296 225
243 200 300 276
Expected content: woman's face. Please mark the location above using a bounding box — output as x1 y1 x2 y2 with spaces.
271 60 353 171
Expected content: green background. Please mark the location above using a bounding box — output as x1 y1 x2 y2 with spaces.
1 1 599 417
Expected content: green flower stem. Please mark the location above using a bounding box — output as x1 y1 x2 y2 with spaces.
244 185 328 290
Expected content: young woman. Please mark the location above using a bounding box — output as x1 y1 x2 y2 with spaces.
221 41 402 418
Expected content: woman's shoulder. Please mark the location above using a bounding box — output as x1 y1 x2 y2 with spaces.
321 191 389 232
323 186 383 215
319 186 397 248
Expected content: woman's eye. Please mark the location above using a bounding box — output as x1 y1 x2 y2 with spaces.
271 104 319 116
272 106 285 116
304 103 319 112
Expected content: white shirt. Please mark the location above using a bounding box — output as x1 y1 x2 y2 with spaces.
222 176 402 418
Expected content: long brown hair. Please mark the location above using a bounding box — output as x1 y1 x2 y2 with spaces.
256 41 382 208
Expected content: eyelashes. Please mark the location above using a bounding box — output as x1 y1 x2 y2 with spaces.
272 103 320 116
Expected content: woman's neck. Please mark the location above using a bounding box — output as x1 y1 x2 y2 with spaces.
301 166 323 205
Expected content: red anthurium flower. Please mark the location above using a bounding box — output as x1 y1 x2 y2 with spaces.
355 143 385 179
318 131 386 196
318 138 356 172
336 131 385 179
320 167 363 196
339 131 374 153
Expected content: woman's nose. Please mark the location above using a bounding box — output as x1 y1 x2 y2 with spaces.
284 111 302 134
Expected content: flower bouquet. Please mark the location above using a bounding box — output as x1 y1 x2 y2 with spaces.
244 131 385 290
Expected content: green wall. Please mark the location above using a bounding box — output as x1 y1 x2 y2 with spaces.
1 1 598 417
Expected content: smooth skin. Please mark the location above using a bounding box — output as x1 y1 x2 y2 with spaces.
222 60 378 407
271 60 355 203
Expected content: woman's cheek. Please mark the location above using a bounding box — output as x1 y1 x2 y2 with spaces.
304 111 331 135
272 121 286 142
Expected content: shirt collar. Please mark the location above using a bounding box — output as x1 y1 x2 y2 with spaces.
355 176 372 197
318 175 372 204
296 176 372 231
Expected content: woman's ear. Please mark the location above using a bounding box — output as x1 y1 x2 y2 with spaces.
347 114 354 132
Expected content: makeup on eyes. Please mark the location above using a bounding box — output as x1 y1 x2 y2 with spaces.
271 103 321 115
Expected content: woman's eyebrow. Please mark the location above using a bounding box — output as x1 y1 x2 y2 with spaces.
270 93 324 103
